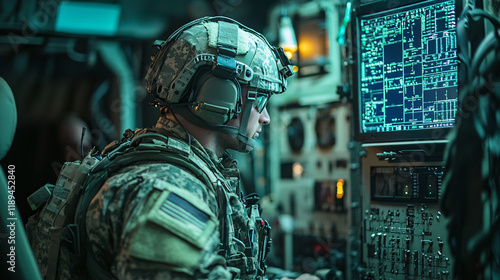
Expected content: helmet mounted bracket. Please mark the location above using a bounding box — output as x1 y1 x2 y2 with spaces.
212 21 239 80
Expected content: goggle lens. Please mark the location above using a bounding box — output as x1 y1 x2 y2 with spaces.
254 93 269 113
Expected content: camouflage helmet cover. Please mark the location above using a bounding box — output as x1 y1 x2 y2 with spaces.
145 17 293 103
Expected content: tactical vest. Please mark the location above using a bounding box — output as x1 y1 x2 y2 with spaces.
26 129 271 279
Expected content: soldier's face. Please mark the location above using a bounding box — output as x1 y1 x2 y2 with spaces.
246 101 270 139
226 87 271 139
237 87 270 140
222 88 270 152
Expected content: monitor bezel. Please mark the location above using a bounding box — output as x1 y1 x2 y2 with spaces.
352 0 461 143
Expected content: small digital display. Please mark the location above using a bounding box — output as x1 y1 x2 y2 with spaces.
371 166 443 203
355 0 458 142
372 167 412 200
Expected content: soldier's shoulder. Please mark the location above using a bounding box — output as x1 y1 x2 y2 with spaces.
112 162 207 190
102 162 216 208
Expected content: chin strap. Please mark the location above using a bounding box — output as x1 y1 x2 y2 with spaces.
236 100 256 153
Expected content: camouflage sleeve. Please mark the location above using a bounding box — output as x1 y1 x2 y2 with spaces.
86 163 233 280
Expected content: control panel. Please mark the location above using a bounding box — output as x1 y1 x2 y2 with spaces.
359 143 452 280
362 204 451 279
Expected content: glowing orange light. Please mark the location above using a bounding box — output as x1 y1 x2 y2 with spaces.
283 50 295 60
336 179 344 199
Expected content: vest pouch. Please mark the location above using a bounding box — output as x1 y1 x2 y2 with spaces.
25 210 45 275
59 224 84 279
226 252 258 280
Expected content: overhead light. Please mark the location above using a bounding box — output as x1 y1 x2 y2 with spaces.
55 2 121 36
279 15 297 59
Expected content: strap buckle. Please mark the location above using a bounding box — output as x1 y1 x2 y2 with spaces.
213 21 239 79
213 53 237 79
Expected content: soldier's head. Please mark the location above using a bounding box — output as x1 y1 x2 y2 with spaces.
145 16 293 153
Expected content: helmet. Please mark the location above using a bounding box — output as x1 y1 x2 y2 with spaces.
145 16 293 152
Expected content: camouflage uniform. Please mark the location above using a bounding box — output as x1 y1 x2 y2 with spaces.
85 116 264 279
27 17 291 280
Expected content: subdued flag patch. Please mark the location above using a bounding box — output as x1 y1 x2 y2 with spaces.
160 193 209 233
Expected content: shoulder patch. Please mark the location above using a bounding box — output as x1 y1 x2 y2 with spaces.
159 192 209 236
128 186 218 254
149 190 217 246
128 188 219 270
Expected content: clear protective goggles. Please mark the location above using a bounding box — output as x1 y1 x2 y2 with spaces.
252 91 270 113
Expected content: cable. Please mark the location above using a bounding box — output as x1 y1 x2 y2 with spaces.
81 127 86 160
170 107 192 147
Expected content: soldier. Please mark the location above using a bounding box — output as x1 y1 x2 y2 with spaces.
84 16 317 280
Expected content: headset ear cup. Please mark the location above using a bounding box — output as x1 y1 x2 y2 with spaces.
189 73 238 125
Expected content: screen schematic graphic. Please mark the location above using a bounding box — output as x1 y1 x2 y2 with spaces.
358 0 457 134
